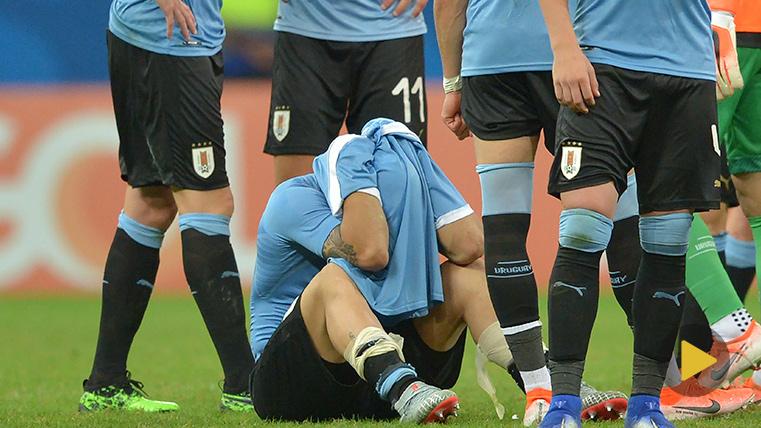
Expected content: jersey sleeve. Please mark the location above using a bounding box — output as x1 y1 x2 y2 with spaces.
262 179 340 257
421 152 474 229
312 134 382 216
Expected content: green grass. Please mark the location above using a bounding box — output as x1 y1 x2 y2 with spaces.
1 293 760 427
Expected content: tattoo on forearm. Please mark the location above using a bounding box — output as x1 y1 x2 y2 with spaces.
322 227 358 264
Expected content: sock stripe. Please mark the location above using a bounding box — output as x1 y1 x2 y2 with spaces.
502 320 542 336
178 213 231 236
117 211 164 249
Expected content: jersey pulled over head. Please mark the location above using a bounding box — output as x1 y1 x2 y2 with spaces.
250 119 472 359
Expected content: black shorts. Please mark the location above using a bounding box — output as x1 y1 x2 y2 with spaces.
720 146 740 207
108 31 228 190
263 32 427 156
549 64 721 213
251 298 466 422
461 71 558 152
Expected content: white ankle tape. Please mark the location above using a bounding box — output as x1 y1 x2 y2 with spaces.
343 327 405 381
475 322 510 420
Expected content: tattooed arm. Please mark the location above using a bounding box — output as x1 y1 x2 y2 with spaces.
322 192 389 272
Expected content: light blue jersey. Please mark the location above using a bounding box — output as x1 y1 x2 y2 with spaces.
462 0 556 76
250 119 472 359
273 0 426 42
109 0 225 56
574 0 715 81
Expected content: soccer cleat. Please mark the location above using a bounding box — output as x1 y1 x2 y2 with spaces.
698 321 761 389
624 395 673 428
726 377 761 404
523 387 551 426
580 381 628 421
78 374 179 413
393 381 459 424
661 378 755 420
220 391 254 412
538 395 582 428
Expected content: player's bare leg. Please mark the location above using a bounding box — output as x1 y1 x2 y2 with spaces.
273 154 314 185
300 264 459 423
81 186 178 412
172 186 255 411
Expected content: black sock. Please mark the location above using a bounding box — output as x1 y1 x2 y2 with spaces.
607 216 640 327
482 215 545 371
86 229 157 390
727 265 756 302
182 228 255 394
363 351 419 405
632 251 686 366
677 292 713 360
548 246 602 395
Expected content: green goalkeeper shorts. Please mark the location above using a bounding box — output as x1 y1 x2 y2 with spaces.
720 47 761 175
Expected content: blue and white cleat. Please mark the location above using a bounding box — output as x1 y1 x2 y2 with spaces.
538 395 582 428
625 395 674 428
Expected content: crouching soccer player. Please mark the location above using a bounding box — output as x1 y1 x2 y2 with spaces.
79 0 254 412
250 119 517 423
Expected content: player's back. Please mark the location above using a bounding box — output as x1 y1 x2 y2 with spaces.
462 0 571 76
109 0 225 56
273 0 426 42
250 175 336 359
574 0 715 80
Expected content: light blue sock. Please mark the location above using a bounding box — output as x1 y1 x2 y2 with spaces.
117 211 164 249
178 213 231 236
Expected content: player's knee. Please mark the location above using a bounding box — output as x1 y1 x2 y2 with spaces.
558 208 613 252
126 203 177 231
639 213 693 256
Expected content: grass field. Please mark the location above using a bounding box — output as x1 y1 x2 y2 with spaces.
2 292 760 427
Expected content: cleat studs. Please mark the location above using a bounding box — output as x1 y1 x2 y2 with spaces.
606 404 612 411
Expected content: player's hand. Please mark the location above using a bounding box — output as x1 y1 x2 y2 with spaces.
381 0 428 17
712 11 744 101
441 91 470 140
552 46 600 114
156 0 197 41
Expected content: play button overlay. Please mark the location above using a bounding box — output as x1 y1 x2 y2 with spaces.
680 340 717 381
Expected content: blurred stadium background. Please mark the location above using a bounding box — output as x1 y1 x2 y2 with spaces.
0 0 566 294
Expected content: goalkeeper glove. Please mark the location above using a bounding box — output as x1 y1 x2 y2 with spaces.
712 10 744 101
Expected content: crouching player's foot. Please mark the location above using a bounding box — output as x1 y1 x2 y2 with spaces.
538 395 582 428
78 376 179 412
394 381 459 424
624 395 673 428
580 381 628 421
524 388 551 426
220 390 254 412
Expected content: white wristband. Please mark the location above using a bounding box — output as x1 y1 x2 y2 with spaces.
443 75 463 93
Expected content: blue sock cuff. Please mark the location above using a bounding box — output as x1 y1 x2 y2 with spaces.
559 208 613 252
377 364 417 400
178 213 231 236
613 174 639 222
117 212 165 249
627 394 661 413
639 213 693 256
476 162 534 215
726 235 756 268
712 232 728 253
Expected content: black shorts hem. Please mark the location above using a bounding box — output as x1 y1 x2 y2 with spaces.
121 175 230 191
638 200 720 214
470 127 542 142
263 143 326 157
548 174 623 199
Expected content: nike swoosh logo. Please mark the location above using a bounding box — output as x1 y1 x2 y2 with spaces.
711 344 747 381
673 399 720 414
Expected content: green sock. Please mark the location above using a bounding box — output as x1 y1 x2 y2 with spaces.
686 215 743 324
749 215 761 307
